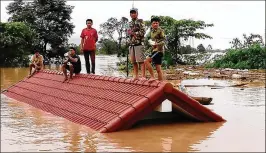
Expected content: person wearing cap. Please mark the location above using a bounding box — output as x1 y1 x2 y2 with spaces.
61 47 81 82
127 7 146 81
28 50 44 77
144 16 166 82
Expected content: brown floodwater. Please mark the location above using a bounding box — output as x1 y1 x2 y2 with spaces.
1 55 265 152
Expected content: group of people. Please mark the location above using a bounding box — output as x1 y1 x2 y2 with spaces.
29 47 82 82
127 8 166 82
29 7 166 83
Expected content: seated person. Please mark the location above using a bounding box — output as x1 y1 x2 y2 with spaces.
29 50 44 77
62 47 81 82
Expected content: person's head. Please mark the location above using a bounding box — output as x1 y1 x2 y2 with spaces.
69 47 76 56
34 50 40 57
130 8 138 19
151 17 160 30
86 19 93 28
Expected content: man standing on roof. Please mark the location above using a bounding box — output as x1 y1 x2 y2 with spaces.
28 49 44 77
80 19 98 74
144 16 166 82
127 8 146 81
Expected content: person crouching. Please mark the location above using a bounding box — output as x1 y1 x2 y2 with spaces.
62 47 81 82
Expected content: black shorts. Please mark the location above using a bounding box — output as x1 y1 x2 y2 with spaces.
149 51 163 65
66 64 81 74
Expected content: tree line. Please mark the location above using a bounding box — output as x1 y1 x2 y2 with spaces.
1 0 265 69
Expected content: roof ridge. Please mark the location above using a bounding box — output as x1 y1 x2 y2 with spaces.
40 69 167 87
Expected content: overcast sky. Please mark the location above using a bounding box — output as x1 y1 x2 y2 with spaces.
1 1 265 50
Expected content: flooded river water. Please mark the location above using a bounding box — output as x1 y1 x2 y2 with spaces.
1 55 265 152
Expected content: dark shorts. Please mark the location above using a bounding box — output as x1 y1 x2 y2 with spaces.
149 51 163 65
66 64 81 74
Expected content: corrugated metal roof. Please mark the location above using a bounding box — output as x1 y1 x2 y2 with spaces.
2 70 225 133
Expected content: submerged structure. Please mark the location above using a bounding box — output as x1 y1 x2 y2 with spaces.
2 70 225 133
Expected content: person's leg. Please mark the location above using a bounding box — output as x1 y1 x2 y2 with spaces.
29 63 35 75
153 52 164 81
83 51 91 74
36 63 41 72
133 63 138 80
135 45 146 80
129 46 138 80
73 68 81 76
62 63 68 82
90 51 96 74
144 57 155 82
155 64 163 81
69 64 74 80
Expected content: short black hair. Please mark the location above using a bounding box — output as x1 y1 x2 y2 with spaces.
130 8 138 13
34 49 39 53
69 47 76 52
151 17 161 23
86 19 93 24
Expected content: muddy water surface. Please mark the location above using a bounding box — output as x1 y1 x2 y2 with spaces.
1 55 265 152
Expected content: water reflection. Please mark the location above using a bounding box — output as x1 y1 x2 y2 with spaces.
1 67 29 90
66 124 82 152
1 55 265 152
104 122 224 152
83 133 97 152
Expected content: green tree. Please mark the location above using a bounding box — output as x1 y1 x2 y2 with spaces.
167 19 213 63
98 38 118 55
207 34 265 69
0 22 37 67
145 16 213 64
6 0 75 55
206 44 212 51
229 33 264 49
197 44 206 53
180 45 197 54
99 17 129 56
206 44 265 69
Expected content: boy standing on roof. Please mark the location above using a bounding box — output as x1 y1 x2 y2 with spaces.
144 17 166 82
80 19 98 74
127 7 146 81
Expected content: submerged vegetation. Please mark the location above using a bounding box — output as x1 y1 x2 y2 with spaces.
206 44 265 69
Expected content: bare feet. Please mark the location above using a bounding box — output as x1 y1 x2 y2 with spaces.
130 77 139 82
63 77 68 83
139 77 147 81
67 77 73 83
148 78 157 83
27 74 32 78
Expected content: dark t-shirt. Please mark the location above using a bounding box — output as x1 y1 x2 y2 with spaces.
68 55 81 71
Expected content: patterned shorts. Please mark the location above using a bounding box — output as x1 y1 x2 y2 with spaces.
129 45 145 63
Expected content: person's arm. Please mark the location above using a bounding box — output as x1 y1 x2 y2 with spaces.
68 55 78 63
132 19 146 38
94 29 98 43
31 55 38 66
31 55 35 63
80 29 85 51
144 29 151 47
39 56 44 70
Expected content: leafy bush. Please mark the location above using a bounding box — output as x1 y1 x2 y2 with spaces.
206 44 265 69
